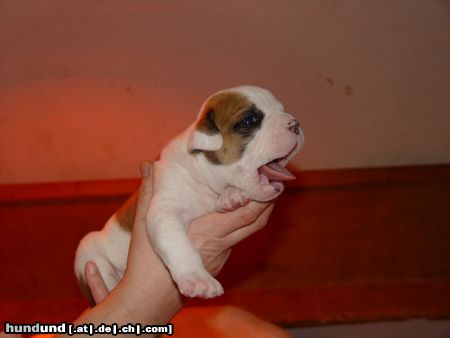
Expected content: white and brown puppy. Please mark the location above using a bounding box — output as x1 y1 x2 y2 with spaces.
75 85 304 300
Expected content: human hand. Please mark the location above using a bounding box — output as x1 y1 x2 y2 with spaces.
86 161 274 304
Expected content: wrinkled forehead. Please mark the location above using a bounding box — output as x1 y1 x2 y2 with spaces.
200 86 283 121
199 91 252 128
230 86 284 113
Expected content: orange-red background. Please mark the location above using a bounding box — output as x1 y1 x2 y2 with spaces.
1 1 449 184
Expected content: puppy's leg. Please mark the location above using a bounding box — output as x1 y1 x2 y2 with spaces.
74 232 121 298
147 207 223 298
216 186 250 212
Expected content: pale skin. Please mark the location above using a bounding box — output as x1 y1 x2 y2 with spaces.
55 161 274 338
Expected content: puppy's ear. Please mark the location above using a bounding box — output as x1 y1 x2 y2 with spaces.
188 109 223 152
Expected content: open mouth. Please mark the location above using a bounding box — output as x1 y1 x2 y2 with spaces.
257 143 298 188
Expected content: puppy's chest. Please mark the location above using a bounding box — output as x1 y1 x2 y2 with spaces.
179 185 219 220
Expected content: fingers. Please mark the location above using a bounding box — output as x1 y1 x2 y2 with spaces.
139 160 152 177
225 204 274 247
85 261 109 304
210 201 273 237
134 161 154 222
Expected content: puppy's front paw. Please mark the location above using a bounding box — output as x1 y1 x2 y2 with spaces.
178 271 224 298
216 187 250 212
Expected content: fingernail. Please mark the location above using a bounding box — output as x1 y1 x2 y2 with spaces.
86 261 97 276
140 161 152 177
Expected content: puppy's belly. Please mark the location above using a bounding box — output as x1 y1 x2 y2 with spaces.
74 215 131 291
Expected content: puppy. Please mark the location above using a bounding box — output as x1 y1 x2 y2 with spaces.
75 85 304 300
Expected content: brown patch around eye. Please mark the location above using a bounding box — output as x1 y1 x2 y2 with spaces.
195 91 259 165
197 109 220 136
116 191 138 231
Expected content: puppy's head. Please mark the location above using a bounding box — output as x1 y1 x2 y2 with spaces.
189 85 304 201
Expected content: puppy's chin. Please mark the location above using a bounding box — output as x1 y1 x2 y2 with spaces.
245 176 286 202
242 164 291 202
235 141 301 202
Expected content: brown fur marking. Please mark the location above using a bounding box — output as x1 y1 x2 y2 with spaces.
196 92 256 165
116 191 138 231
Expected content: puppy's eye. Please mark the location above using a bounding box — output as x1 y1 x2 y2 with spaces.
235 108 264 131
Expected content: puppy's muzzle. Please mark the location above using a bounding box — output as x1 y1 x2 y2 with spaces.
288 119 300 135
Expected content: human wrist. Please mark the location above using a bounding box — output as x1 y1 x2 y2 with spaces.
116 256 184 324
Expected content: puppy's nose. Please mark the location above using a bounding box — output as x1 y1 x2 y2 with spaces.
288 119 300 135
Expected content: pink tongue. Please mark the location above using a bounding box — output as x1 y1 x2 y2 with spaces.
259 162 296 181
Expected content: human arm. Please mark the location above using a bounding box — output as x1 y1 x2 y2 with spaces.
62 162 273 336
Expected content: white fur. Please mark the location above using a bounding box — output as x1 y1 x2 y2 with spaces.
188 129 223 151
75 85 304 299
